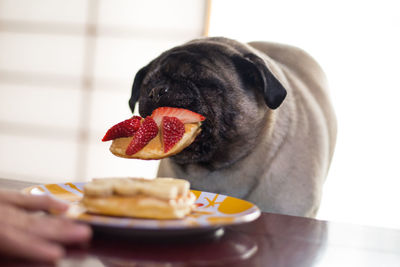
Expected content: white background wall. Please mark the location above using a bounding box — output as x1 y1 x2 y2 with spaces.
209 0 400 229
0 0 206 183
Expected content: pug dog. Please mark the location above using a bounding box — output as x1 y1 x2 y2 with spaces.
128 37 337 217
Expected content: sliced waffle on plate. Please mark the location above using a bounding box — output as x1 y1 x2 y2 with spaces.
82 177 195 219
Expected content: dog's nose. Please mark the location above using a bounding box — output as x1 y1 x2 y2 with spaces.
149 86 168 103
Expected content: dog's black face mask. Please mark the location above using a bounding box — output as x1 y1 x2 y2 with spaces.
129 37 287 167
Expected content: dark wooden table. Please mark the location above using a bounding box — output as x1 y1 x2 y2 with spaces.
1 178 400 266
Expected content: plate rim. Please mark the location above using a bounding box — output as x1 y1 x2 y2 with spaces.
24 182 261 231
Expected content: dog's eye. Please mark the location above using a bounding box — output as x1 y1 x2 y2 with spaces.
148 86 169 103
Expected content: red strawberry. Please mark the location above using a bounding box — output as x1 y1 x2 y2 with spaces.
126 116 158 155
151 107 205 126
162 116 185 153
102 116 141 141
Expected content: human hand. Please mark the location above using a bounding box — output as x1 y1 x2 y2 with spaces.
0 189 92 262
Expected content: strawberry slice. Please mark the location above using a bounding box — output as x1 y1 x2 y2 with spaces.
162 116 185 153
102 116 141 141
126 116 158 155
151 107 205 126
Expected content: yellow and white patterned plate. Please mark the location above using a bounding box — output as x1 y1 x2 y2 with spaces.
24 182 260 232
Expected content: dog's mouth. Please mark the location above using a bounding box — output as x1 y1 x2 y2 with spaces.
139 103 217 165
171 117 216 164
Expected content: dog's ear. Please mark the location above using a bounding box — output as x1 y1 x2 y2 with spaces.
129 65 149 113
232 53 287 109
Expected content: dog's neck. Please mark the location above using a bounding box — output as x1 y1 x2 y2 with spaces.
158 102 293 199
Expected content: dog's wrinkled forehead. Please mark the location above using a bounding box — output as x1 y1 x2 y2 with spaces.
143 43 238 85
143 53 195 84
146 53 213 84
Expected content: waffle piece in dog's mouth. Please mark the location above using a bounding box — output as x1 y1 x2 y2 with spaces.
82 177 196 219
102 107 205 160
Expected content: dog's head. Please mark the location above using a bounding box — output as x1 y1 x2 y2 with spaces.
129 37 286 167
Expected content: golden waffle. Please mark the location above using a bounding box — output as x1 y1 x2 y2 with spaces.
82 177 195 219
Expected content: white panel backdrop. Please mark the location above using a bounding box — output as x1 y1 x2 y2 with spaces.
209 0 400 229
